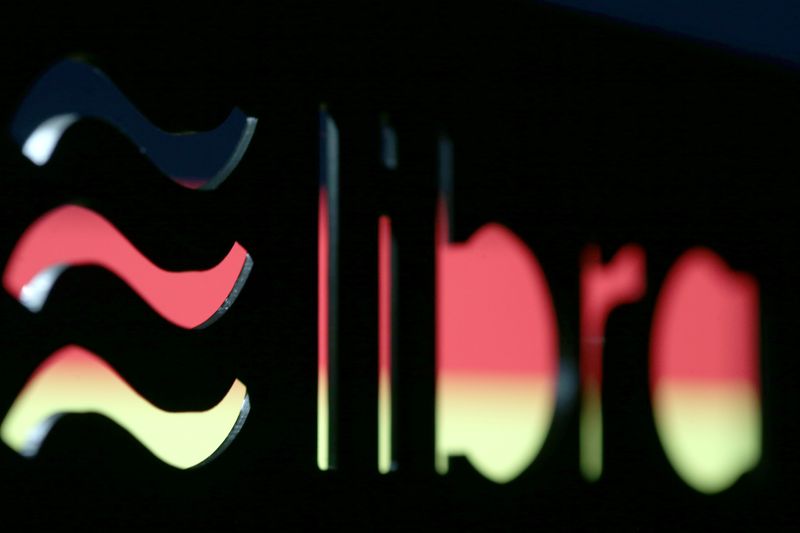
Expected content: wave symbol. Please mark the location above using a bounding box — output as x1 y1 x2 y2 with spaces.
11 58 257 190
0 345 249 469
3 204 253 329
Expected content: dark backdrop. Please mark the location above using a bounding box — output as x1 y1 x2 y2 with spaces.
0 1 798 529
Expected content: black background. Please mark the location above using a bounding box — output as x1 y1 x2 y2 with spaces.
0 1 798 529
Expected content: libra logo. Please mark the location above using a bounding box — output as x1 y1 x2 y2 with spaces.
3 58 763 493
1 59 256 469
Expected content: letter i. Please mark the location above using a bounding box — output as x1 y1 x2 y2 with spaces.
318 106 339 470
378 118 398 473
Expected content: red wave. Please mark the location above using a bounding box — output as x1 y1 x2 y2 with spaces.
3 205 252 329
